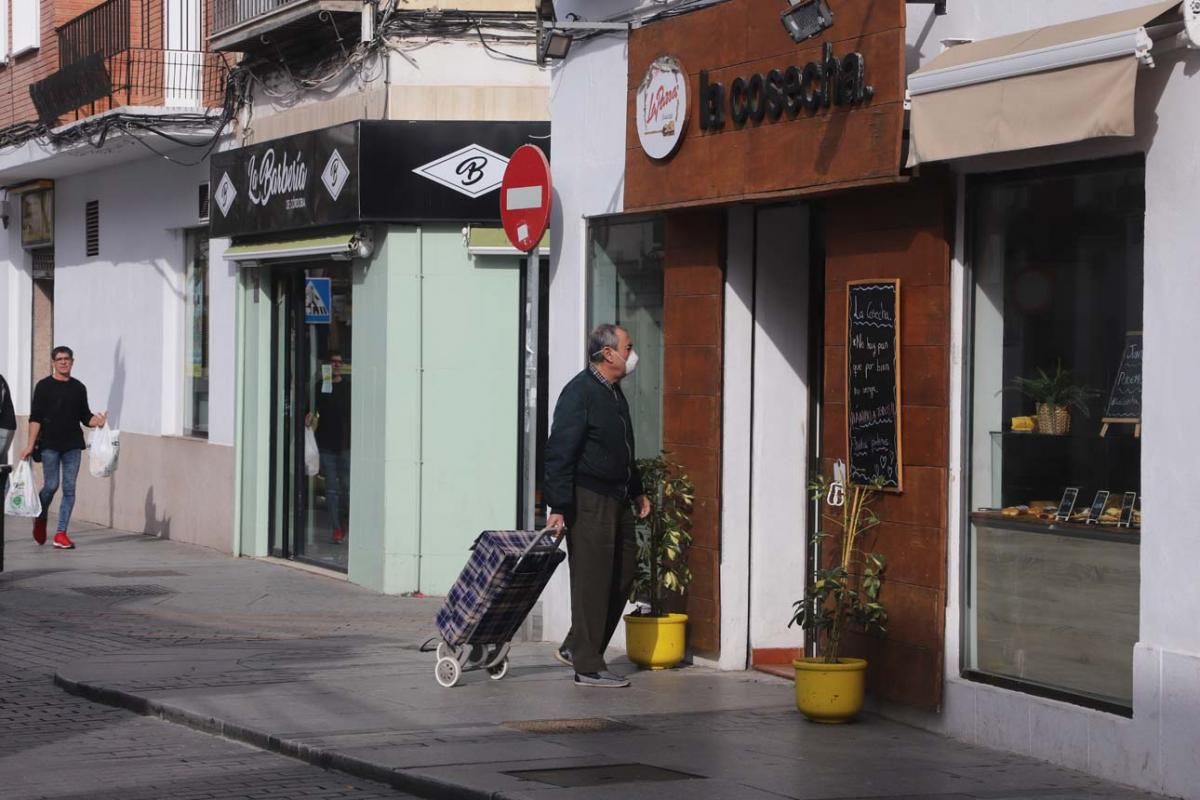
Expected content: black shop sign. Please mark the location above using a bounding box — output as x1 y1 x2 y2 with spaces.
210 120 552 238
699 43 872 130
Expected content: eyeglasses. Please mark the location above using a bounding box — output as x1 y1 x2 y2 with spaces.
53 357 73 362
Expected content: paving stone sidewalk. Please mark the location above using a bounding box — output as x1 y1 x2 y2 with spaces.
0 519 1169 800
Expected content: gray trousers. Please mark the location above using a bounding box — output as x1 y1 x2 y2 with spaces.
562 486 637 674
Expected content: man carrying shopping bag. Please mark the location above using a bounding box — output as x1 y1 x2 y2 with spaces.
18 346 106 550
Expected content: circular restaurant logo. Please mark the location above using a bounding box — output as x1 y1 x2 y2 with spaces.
636 56 688 160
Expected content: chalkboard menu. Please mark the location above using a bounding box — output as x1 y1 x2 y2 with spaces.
846 280 902 491
1102 331 1142 422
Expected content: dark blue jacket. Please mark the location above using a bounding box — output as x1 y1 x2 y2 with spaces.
543 368 644 514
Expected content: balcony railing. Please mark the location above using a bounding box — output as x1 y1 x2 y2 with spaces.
59 0 142 68
33 48 228 124
213 0 297 36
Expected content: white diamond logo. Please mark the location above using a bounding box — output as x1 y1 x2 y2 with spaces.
322 149 350 201
412 144 509 199
215 172 237 217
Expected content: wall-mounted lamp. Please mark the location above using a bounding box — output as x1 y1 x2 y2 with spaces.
781 0 834 43
538 29 573 63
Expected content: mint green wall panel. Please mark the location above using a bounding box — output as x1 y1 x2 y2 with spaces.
348 229 423 593
235 269 272 558
418 230 521 593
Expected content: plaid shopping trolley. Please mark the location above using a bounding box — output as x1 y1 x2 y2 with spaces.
431 528 565 687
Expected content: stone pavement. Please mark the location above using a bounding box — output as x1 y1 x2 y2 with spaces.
0 518 1169 800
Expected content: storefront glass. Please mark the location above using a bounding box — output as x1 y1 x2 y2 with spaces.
270 263 353 573
587 217 665 458
966 159 1143 708
184 230 209 437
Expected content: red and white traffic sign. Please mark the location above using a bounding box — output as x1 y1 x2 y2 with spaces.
500 144 551 253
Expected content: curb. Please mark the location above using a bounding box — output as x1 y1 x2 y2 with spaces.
54 672 504 800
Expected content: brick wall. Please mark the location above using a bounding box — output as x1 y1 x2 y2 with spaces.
821 176 953 711
663 209 725 655
0 0 212 131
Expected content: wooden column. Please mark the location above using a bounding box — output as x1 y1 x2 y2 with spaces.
821 178 953 710
662 210 724 655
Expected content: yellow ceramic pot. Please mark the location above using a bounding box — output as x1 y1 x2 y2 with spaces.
792 657 867 723
624 612 688 670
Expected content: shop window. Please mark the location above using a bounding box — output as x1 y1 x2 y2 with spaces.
183 229 209 437
966 159 1143 710
587 216 665 458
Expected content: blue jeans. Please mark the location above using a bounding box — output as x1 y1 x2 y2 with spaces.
39 448 82 533
319 449 351 529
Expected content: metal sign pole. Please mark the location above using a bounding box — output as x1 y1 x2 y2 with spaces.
523 250 540 531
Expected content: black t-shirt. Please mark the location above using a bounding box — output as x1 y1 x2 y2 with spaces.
314 379 351 452
30 376 94 452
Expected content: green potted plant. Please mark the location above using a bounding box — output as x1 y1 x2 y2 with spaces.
1004 361 1098 435
788 472 888 723
624 452 695 670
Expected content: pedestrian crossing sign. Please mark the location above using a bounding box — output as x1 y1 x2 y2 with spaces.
304 277 332 324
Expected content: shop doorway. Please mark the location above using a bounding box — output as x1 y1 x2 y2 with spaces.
269 263 353 572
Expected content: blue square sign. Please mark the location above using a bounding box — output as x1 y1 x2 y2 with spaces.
305 278 332 325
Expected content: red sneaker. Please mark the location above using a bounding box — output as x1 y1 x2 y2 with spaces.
32 518 47 545
52 531 76 550
332 527 346 544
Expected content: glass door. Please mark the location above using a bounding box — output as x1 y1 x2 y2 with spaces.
269 263 353 572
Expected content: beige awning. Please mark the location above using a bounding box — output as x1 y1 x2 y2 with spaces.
907 1 1181 166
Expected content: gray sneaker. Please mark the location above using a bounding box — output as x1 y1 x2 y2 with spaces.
574 670 630 688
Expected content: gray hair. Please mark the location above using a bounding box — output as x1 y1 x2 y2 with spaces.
588 324 623 363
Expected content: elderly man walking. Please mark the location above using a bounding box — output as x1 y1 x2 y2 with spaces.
544 323 651 688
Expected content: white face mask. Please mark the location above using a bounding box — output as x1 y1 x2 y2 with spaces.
622 349 639 377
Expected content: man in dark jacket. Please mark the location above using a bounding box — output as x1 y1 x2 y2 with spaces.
544 323 650 688
0 371 14 461
19 346 106 549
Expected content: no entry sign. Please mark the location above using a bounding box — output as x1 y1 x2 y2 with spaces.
500 144 551 252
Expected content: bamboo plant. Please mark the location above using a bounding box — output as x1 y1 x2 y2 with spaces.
629 453 695 618
789 474 888 663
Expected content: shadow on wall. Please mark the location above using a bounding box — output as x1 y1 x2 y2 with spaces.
143 486 172 540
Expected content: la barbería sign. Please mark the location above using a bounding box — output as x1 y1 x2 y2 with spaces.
635 43 872 160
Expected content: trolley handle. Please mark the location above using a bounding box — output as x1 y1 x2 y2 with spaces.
514 525 566 570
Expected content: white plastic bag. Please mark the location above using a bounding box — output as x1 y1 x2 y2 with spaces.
88 423 120 478
4 459 42 518
304 427 320 477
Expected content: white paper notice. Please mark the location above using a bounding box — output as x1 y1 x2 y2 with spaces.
321 364 333 394
517 223 529 243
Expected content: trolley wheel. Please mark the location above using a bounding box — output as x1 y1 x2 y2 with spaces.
435 656 462 688
487 658 510 681
436 641 453 661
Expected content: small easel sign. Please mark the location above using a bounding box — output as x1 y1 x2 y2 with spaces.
1100 331 1141 438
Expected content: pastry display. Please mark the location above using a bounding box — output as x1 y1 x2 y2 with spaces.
980 494 1139 529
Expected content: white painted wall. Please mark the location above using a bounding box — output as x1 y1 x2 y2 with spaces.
900 4 1200 797
0 223 32 431
52 156 234 444
542 31 631 647
749 205 811 651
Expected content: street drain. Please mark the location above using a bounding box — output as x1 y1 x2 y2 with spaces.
72 584 175 598
504 763 700 788
94 570 186 578
504 718 634 734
